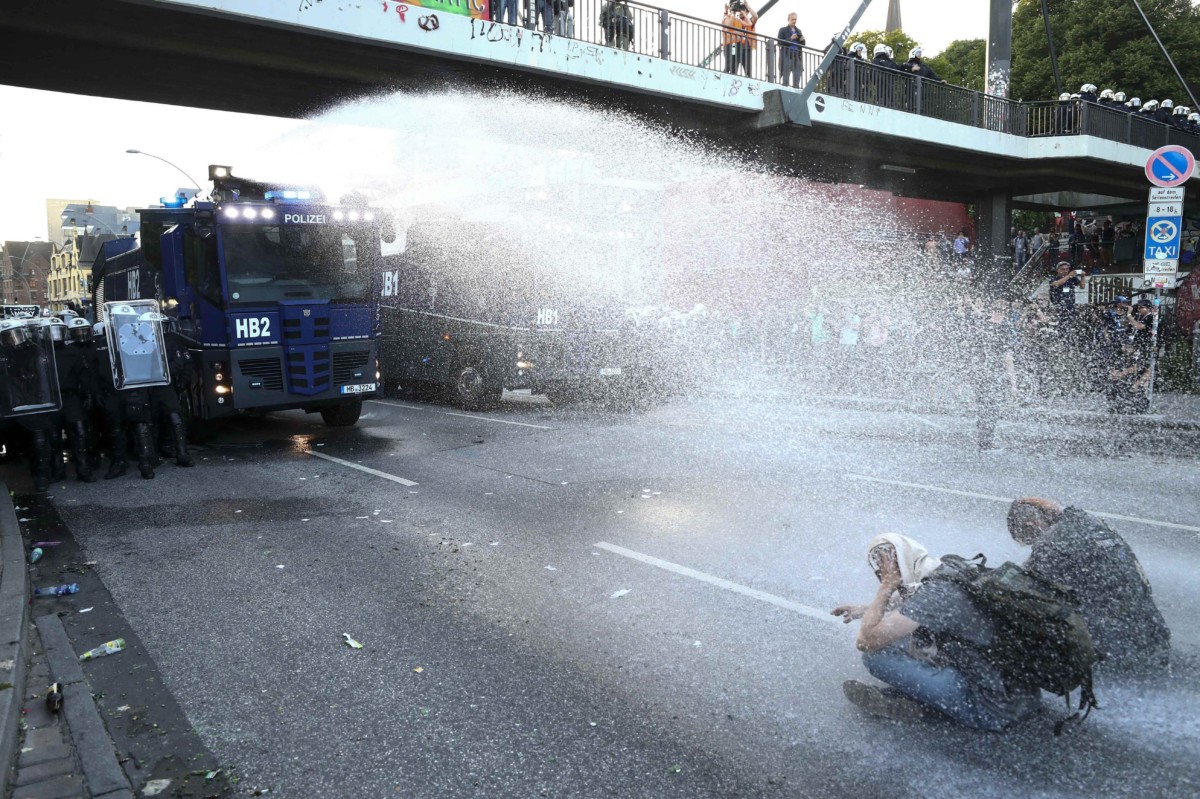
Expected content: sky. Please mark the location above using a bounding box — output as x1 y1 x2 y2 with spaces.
0 0 986 242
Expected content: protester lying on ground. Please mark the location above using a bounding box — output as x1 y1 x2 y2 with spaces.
1007 498 1171 672
832 534 1042 730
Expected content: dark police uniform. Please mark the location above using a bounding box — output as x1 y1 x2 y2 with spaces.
149 331 194 467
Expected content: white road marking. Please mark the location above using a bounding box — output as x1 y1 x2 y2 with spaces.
368 400 553 430
845 473 1200 534
309 451 419 487
911 415 949 432
595 542 840 625
441 411 553 429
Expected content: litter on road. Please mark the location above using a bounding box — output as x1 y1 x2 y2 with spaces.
79 607 93 613
80 638 126 661
34 583 79 598
610 589 631 598
343 634 364 649
28 547 43 564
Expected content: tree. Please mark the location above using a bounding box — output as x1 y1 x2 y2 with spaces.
849 29 921 63
925 39 986 92
1010 0 1200 103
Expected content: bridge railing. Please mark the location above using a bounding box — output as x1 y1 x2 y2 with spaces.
500 1 1200 152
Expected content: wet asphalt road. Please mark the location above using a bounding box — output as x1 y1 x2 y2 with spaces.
7 390 1200 798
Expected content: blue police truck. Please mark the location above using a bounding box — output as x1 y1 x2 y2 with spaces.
92 165 383 431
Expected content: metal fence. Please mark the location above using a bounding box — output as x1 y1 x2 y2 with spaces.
491 0 1200 154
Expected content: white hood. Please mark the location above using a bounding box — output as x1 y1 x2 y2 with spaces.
866 533 942 594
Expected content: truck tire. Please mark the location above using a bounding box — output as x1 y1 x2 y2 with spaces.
448 357 502 410
321 401 362 427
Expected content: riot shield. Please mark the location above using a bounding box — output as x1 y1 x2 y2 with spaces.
0 318 61 417
103 300 171 389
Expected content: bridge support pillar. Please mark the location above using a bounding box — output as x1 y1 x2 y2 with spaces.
976 191 1013 292
986 0 1013 98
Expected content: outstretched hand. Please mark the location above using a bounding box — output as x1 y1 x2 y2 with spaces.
831 604 867 623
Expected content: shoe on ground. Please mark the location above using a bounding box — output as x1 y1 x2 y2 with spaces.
843 680 926 723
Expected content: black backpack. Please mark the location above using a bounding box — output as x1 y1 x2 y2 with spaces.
926 554 1100 733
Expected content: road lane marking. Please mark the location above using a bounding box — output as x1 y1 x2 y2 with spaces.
595 542 840 625
368 400 553 430
309 451 419 487
845 473 1200 534
441 411 553 429
911 415 949 432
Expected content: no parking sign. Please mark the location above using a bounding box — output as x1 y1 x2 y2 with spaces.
1145 145 1195 188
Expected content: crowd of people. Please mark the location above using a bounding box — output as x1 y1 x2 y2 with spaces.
0 309 195 493
1054 84 1200 133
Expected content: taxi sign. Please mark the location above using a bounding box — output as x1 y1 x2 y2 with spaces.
1145 145 1196 188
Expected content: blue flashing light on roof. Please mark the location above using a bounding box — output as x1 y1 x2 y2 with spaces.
160 196 187 208
264 189 315 203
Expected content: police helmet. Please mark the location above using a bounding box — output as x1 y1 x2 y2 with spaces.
1128 97 1142 109
0 318 31 349
46 317 67 343
1070 93 1081 99
1163 99 1175 109
1114 91 1127 103
909 46 923 60
1143 99 1159 111
92 322 106 337
1100 89 1114 100
1190 113 1200 122
137 311 169 324
1081 83 1097 93
110 304 136 317
1175 105 1189 116
66 316 92 343
848 42 866 57
885 45 895 58
1059 92 1072 101
873 43 889 57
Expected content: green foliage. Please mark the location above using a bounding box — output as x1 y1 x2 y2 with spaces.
1013 209 1056 234
1010 0 1200 102
925 39 987 91
848 28 922 62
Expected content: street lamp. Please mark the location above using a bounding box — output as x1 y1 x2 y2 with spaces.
125 149 204 192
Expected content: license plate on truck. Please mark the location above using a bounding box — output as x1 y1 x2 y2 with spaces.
598 368 622 376
340 383 377 395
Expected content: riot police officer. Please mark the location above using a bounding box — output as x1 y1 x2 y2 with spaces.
92 318 158 480
2 318 62 492
54 316 96 482
148 314 194 468
1079 83 1099 104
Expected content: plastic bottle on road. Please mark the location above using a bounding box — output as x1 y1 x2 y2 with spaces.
79 639 125 661
28 548 44 564
34 584 79 598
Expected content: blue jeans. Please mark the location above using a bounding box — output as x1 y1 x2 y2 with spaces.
495 0 518 25
863 644 1028 731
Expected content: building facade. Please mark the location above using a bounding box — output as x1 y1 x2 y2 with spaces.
1 241 53 307
47 241 91 313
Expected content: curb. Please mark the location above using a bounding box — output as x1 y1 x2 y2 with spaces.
36 613 133 797
0 481 31 797
795 394 1200 432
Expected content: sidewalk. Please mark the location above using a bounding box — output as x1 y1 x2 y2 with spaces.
1 483 133 798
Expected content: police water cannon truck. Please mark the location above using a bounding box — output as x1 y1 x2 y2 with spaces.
92 165 384 432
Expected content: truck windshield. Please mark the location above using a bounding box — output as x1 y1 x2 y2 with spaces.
221 224 371 305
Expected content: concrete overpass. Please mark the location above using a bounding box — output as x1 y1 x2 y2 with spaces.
2 0 1197 265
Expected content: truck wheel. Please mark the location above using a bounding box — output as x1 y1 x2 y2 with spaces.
448 358 502 410
321 401 362 427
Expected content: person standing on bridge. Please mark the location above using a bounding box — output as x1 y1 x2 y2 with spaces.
777 12 805 88
600 0 633 51
491 0 517 26
721 1 758 78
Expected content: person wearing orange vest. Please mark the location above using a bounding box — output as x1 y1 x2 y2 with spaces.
721 1 758 77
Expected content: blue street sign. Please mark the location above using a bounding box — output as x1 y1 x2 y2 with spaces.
1145 145 1196 188
1144 214 1182 260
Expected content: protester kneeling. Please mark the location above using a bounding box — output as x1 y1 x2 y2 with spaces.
833 534 1042 731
